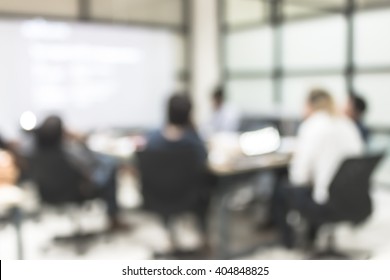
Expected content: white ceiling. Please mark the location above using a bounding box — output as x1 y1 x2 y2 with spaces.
0 0 184 25
285 0 390 9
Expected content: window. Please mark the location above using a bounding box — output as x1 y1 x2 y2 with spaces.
355 74 390 128
225 0 267 27
90 0 183 25
282 16 346 70
226 27 273 72
355 9 390 67
227 79 273 114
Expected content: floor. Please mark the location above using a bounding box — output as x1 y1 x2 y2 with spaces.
1 175 390 260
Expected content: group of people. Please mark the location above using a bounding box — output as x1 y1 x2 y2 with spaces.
276 89 368 248
0 86 370 252
145 88 370 250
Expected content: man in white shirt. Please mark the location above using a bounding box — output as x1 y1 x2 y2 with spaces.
277 89 364 248
209 86 240 134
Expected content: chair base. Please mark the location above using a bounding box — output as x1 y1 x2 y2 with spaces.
308 248 370 260
154 248 210 260
308 248 350 260
51 231 103 255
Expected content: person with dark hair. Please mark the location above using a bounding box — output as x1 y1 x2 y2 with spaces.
146 94 207 161
32 115 128 231
0 134 8 150
35 116 64 149
345 94 370 142
207 86 240 135
213 87 224 109
144 93 212 254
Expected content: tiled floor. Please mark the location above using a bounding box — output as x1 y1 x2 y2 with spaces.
1 180 390 260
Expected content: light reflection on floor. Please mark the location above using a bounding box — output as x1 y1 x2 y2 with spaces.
1 180 390 260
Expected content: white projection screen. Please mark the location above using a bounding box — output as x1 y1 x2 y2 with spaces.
0 19 175 137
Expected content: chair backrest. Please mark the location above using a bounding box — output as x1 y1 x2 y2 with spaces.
30 148 85 205
326 154 383 224
136 147 206 217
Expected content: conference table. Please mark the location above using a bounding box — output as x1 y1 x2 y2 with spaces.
209 152 291 259
209 152 291 176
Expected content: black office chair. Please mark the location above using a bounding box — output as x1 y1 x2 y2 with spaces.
29 148 102 255
0 194 24 259
292 154 383 259
136 148 211 259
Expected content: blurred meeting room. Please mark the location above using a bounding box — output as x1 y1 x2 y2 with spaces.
1 0 390 260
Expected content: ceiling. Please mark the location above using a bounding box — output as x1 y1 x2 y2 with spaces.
0 0 184 26
282 0 390 11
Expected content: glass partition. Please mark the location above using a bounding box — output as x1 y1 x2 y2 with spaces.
227 79 273 115
282 16 346 70
226 27 273 72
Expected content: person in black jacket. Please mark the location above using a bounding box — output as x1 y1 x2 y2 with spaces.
144 94 214 253
33 115 128 231
146 94 207 162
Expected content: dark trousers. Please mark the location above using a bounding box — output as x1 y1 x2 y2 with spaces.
90 153 119 218
97 166 119 217
273 173 320 249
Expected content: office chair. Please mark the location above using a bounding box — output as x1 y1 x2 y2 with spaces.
0 187 24 259
291 154 383 259
29 148 102 255
136 148 210 259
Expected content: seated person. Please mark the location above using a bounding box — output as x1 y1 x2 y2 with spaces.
0 133 28 182
0 134 8 150
0 150 25 209
276 89 364 248
345 94 370 142
0 150 19 187
144 93 212 250
32 116 128 231
146 94 207 161
202 86 240 138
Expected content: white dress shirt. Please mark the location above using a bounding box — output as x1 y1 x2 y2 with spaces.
211 103 240 133
289 111 364 204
